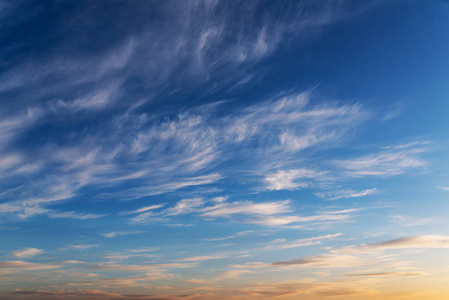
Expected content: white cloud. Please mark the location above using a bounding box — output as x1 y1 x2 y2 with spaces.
100 231 143 238
164 198 205 216
272 254 363 268
390 215 438 227
279 131 337 152
47 210 106 220
364 235 449 250
204 230 253 241
345 271 427 277
437 186 449 191
127 247 159 253
211 196 227 203
216 269 254 280
12 248 43 258
0 89 367 223
316 188 378 200
247 209 356 227
0 0 379 230
92 262 197 271
335 142 428 177
264 168 324 191
61 244 99 251
120 204 164 216
263 233 342 251
200 200 291 218
128 197 359 228
53 82 121 111
0 261 61 272
175 255 227 262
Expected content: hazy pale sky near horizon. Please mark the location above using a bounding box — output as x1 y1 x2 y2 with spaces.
1 1 449 299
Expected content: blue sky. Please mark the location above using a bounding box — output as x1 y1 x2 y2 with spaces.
1 1 449 299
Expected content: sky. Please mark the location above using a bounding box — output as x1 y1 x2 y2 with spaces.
1 0 449 299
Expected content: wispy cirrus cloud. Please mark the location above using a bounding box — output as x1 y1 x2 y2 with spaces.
263 233 342 251
237 280 368 299
11 289 123 299
316 188 378 200
264 168 326 191
61 244 99 251
11 248 43 258
128 196 360 228
200 200 292 218
225 234 449 278
175 255 227 263
436 186 449 191
390 215 438 227
0 261 61 274
344 271 427 278
271 254 364 269
335 142 428 177
92 262 197 272
100 231 143 238
0 89 367 221
362 235 449 250
204 230 254 242
216 269 254 280
164 198 205 216
120 204 164 216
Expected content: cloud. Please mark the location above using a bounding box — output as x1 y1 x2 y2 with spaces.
12 289 123 299
61 244 99 251
316 188 378 200
335 142 428 177
264 168 325 191
52 82 121 111
175 255 227 262
128 198 205 223
279 130 339 152
100 231 143 238
263 233 342 251
225 92 367 152
200 200 291 218
216 270 254 280
0 89 367 222
344 271 427 277
0 108 43 148
92 262 197 272
204 230 253 241
164 198 205 216
123 174 222 201
272 254 363 268
362 235 449 250
58 272 177 288
0 261 60 272
120 204 164 216
127 247 159 253
390 215 438 227
437 186 449 191
0 0 377 229
238 280 368 298
128 196 359 228
46 210 106 220
247 209 357 227
11 248 43 258
211 196 227 203
230 234 446 274
333 235 449 257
